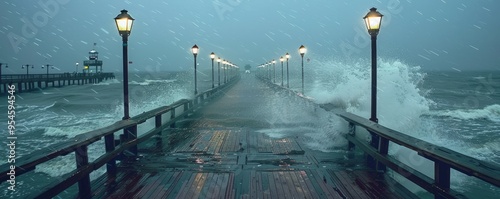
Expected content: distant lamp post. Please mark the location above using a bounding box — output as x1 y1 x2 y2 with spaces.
299 45 307 94
22 64 33 76
272 59 276 83
42 64 53 78
364 7 385 172
0 63 7 83
222 59 226 83
191 44 199 94
279 56 284 86
217 57 221 86
210 52 215 88
75 62 79 73
114 9 134 120
285 52 290 88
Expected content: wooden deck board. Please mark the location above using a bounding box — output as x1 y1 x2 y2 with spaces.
82 128 417 199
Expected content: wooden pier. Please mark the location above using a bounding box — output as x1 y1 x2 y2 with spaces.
0 73 115 94
0 74 499 199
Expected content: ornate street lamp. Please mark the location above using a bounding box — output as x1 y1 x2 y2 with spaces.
364 7 385 171
217 57 221 86
114 9 134 120
191 44 199 94
210 52 215 88
299 45 307 94
279 56 284 87
113 10 136 176
285 52 290 88
363 7 382 123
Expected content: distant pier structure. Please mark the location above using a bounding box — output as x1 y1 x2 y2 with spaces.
83 45 103 73
0 45 114 94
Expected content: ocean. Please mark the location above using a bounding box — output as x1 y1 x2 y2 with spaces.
0 59 499 198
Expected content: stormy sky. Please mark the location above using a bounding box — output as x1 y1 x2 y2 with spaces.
0 0 499 73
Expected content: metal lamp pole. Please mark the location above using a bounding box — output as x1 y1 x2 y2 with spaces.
280 57 284 87
43 64 53 78
210 52 215 88
272 60 276 83
192 44 199 95
115 9 134 120
299 45 307 94
22 64 33 76
364 7 385 172
285 53 290 88
217 57 221 86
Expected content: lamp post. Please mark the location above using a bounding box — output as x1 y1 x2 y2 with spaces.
191 44 199 95
114 9 134 120
272 59 276 83
364 7 385 171
75 62 79 74
210 52 215 88
364 7 382 123
42 64 53 78
299 45 307 94
222 59 227 84
285 52 290 88
217 57 221 86
280 57 284 86
22 64 33 76
0 63 7 83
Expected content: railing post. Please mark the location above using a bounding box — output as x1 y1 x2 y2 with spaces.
155 115 163 148
367 131 379 170
184 103 189 118
434 161 451 199
75 145 91 199
104 134 116 177
170 108 176 128
155 115 162 129
124 125 138 156
377 137 389 172
348 122 356 151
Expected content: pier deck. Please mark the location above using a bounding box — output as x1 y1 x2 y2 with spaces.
82 75 416 198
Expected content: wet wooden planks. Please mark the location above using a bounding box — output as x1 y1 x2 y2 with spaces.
176 130 243 154
87 171 234 199
80 128 417 199
257 133 304 154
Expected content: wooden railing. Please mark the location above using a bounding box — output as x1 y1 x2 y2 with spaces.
0 75 239 198
258 76 500 199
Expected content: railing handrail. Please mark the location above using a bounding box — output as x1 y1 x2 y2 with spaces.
1 72 115 80
334 110 500 186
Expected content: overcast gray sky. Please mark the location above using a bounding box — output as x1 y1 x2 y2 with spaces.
1 0 499 73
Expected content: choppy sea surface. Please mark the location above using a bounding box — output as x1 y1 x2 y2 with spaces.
0 60 499 198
